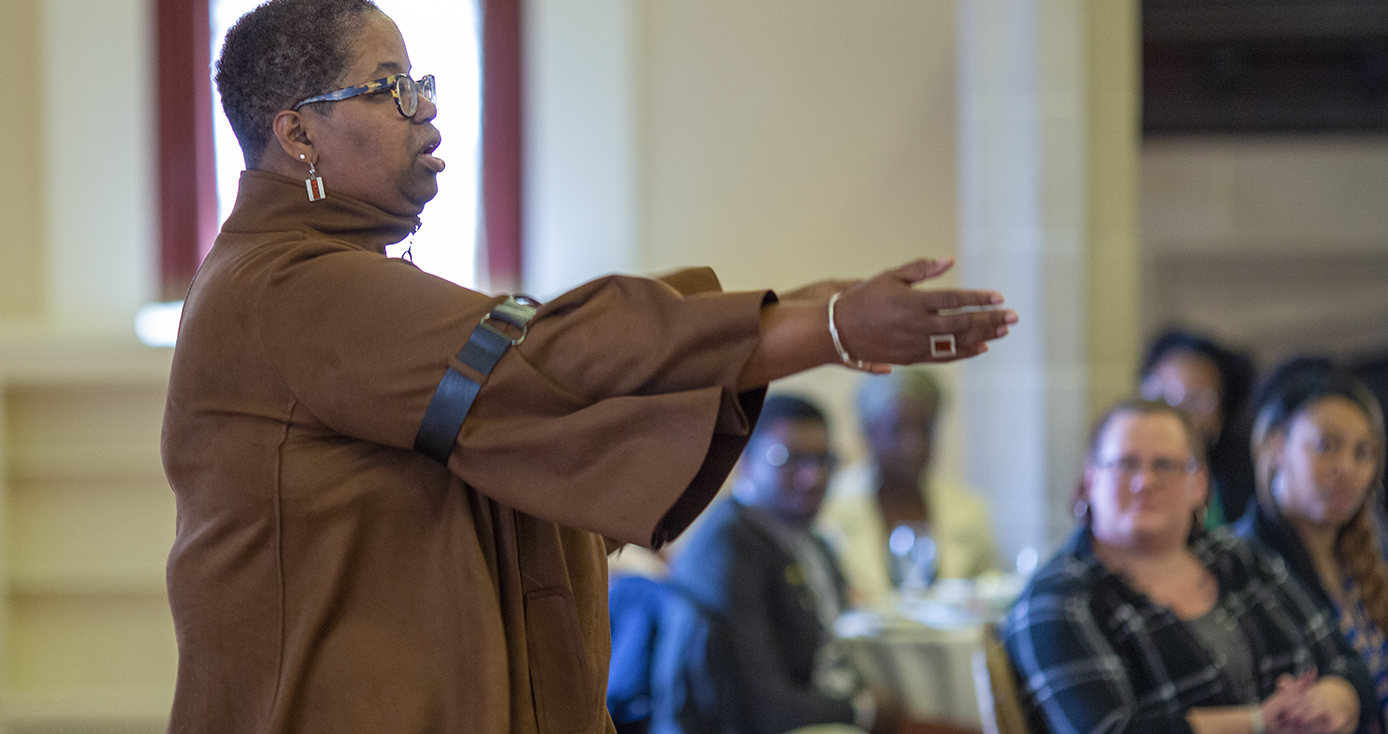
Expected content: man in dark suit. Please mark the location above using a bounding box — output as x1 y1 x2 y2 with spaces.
664 395 890 734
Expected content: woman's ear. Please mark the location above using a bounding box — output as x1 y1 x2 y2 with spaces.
1191 464 1210 509
1076 470 1094 516
271 109 315 163
1265 433 1287 475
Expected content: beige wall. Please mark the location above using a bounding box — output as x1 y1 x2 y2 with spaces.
1141 138 1388 365
0 0 45 323
0 0 157 337
1085 0 1141 417
0 3 169 727
526 0 969 473
640 1 960 291
526 1 1143 558
642 0 966 471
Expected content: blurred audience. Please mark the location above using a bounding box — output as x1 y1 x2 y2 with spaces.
609 572 668 734
818 368 997 606
608 542 674 734
1140 329 1258 525
661 395 894 734
1003 399 1372 734
1236 361 1388 730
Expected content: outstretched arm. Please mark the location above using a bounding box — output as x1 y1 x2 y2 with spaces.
737 257 1017 390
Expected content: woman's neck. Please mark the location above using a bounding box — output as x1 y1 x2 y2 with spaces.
876 467 929 526
1289 515 1344 597
1093 538 1190 578
1093 536 1217 619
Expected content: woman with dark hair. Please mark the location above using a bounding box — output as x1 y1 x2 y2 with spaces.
161 1 1017 732
1002 399 1373 734
1235 363 1388 731
1141 330 1258 525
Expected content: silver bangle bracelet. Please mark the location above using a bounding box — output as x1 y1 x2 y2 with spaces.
827 292 866 370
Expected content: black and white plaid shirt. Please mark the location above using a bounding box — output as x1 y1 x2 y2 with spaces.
1001 528 1375 734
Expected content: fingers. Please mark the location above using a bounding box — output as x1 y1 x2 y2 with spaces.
914 309 1016 363
831 265 1017 367
930 308 1018 338
1266 671 1342 734
917 288 1006 312
887 257 955 285
876 259 1002 309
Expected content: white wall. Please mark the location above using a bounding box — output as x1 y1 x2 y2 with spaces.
40 0 157 336
523 0 643 298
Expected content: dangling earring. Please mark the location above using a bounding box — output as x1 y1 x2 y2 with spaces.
301 153 326 202
1271 470 1289 507
1073 499 1089 519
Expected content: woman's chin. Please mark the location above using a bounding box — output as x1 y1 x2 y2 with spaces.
1096 519 1187 552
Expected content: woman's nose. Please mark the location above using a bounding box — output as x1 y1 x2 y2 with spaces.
1126 469 1152 492
414 93 438 122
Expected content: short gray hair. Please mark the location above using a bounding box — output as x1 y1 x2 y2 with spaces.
216 0 381 167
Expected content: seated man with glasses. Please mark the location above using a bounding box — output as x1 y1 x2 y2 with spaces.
658 395 894 734
1001 399 1374 734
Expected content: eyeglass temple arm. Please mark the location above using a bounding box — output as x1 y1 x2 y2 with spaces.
292 80 384 110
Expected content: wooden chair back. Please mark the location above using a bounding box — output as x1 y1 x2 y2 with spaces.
970 623 1030 734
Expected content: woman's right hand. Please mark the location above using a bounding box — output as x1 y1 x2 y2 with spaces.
737 257 1017 389
830 258 1016 365
1261 671 1358 734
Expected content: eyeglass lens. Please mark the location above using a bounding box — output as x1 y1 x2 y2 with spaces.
764 444 837 471
395 75 437 118
1099 455 1195 478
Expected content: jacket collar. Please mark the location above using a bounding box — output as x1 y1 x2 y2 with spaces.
220 170 421 254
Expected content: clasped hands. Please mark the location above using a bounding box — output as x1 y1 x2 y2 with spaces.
1259 670 1358 734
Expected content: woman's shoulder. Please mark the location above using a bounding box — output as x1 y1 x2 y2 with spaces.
1007 532 1102 613
999 544 1108 662
1196 528 1298 596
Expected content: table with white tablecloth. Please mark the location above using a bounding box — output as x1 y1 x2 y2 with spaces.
833 576 1025 731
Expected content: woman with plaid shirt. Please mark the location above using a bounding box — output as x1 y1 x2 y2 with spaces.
1002 400 1374 734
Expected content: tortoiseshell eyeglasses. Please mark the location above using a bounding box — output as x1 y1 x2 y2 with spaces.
293 73 436 118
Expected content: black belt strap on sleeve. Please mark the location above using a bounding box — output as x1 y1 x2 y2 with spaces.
414 295 539 464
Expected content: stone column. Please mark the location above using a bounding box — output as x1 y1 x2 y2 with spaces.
956 0 1139 566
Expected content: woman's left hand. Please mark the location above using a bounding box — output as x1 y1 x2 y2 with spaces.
1264 671 1358 734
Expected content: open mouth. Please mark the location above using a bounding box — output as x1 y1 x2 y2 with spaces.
420 139 445 173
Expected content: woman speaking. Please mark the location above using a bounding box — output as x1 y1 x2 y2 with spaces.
161 1 1017 732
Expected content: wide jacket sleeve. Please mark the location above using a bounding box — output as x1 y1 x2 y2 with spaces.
259 251 768 547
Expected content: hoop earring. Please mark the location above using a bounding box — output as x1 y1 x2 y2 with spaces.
301 153 326 202
1073 499 1089 519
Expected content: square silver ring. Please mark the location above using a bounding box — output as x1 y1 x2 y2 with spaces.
930 334 956 358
